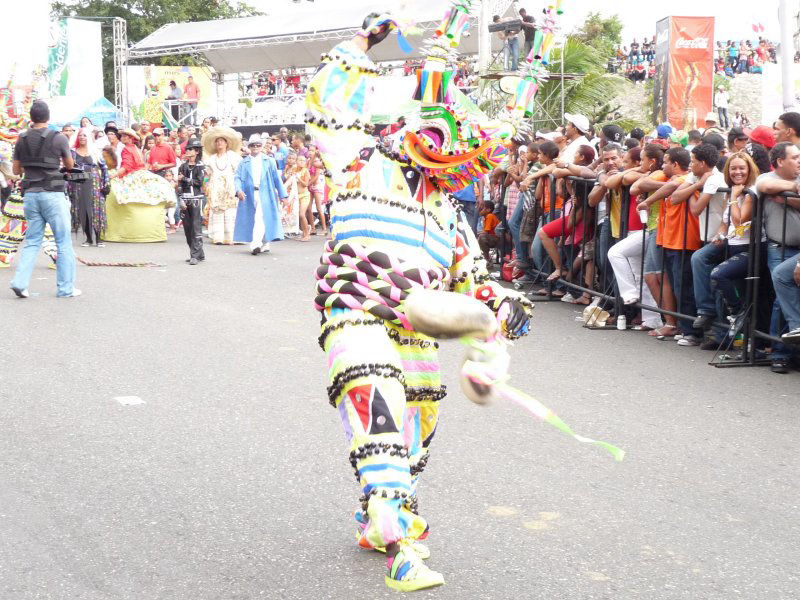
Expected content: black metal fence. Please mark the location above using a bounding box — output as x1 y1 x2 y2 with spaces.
493 172 799 368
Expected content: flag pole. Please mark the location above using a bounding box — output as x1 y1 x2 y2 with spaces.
778 0 794 111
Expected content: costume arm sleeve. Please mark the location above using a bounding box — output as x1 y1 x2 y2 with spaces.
448 207 533 329
269 160 286 199
234 161 244 194
305 43 376 186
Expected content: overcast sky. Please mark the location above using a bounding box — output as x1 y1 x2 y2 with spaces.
255 0 796 42
3 0 798 85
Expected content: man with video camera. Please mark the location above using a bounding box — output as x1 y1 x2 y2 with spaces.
9 99 81 298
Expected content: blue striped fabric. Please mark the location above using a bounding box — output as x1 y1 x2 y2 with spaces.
332 213 451 249
363 481 411 494
335 230 451 268
358 463 411 475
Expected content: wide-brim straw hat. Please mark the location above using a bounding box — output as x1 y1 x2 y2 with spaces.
202 126 242 155
119 128 140 141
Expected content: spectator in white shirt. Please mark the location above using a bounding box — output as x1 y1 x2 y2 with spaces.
560 113 591 163
714 86 730 129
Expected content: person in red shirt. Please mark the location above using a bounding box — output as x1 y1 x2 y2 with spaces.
146 128 177 177
116 129 145 177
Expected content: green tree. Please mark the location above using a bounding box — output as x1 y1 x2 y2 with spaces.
573 12 623 57
50 0 261 100
533 37 644 132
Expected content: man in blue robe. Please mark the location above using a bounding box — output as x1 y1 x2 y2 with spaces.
234 134 287 254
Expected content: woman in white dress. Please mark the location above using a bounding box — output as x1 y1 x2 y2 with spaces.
202 126 242 244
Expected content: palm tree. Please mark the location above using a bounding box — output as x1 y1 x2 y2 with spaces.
533 37 641 131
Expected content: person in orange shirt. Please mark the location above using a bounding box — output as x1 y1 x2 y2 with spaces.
477 200 500 262
641 146 707 343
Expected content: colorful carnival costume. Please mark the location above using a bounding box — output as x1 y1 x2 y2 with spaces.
67 147 109 246
202 127 242 245
307 6 533 591
105 135 175 243
233 135 287 253
0 179 57 269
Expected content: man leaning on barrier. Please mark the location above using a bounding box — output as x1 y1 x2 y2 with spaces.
755 142 800 372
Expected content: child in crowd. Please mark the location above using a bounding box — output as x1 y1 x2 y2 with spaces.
177 139 206 265
290 155 311 241
163 170 178 233
478 201 500 263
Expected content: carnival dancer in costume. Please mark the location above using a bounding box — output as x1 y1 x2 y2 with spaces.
9 100 79 298
307 8 533 591
68 127 108 247
104 128 175 243
233 134 287 255
177 139 206 265
202 126 242 245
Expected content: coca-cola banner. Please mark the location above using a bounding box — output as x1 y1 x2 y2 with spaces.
666 16 715 131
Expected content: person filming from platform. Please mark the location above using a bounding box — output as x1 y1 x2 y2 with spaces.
9 99 80 299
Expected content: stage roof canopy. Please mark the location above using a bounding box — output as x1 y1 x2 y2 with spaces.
129 0 506 73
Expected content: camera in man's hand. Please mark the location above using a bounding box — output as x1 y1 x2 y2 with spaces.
61 167 90 183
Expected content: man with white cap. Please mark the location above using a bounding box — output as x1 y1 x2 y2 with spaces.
559 113 591 163
233 134 287 254
703 111 724 137
146 128 177 177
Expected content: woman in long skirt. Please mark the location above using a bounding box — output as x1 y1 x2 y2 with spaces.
202 126 242 244
68 127 108 247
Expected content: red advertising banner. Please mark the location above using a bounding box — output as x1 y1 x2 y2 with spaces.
667 16 714 131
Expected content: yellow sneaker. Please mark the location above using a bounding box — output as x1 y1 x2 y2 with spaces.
384 541 444 592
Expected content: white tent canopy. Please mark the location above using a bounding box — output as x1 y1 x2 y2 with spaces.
129 0 506 73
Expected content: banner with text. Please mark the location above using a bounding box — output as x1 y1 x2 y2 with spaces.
47 18 103 100
666 16 714 131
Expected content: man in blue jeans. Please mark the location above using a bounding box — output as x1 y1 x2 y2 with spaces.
10 100 80 299
755 142 800 372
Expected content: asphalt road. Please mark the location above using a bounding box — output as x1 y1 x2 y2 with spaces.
1 233 798 600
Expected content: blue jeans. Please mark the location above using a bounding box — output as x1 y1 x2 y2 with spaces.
507 37 520 71
770 247 800 329
767 244 800 359
663 248 702 336
691 242 726 316
531 210 562 272
11 190 76 296
508 195 527 267
458 200 479 235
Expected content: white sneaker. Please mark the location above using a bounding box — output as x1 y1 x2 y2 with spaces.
260 243 271 253
782 327 800 344
60 288 82 298
677 335 701 346
560 292 576 303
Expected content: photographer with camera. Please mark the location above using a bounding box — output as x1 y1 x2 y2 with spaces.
9 100 80 299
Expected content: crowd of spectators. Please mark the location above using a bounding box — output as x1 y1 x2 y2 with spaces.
608 37 779 81
243 68 308 98
458 111 800 374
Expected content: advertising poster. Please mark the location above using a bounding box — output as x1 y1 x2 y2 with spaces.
666 16 714 131
127 65 214 125
47 18 104 100
652 17 670 125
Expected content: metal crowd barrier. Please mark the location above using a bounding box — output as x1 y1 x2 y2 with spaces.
504 172 798 368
